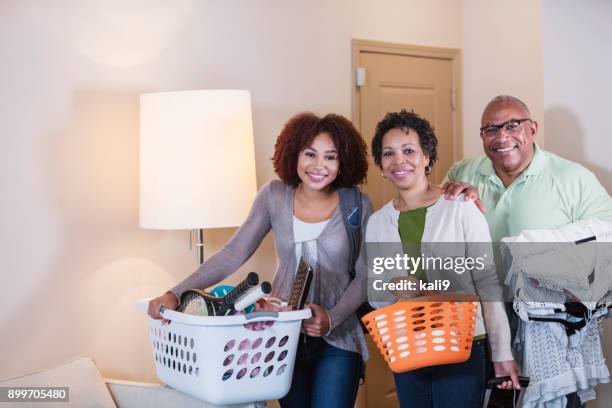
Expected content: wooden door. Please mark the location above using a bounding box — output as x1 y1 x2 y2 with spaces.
353 40 462 408
354 40 462 212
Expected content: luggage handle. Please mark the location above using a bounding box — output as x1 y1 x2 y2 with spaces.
486 376 530 389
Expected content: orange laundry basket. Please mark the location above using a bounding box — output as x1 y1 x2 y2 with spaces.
362 293 479 374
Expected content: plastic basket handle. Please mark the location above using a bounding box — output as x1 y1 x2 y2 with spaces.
244 311 279 320
160 306 279 321
159 305 183 322
398 292 480 303
136 298 180 322
160 304 279 321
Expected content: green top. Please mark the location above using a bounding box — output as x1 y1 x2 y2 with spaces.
398 205 486 341
446 144 612 241
398 206 427 282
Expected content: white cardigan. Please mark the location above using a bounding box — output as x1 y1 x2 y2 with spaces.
365 196 513 362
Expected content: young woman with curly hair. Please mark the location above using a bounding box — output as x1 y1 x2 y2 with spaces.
148 112 372 408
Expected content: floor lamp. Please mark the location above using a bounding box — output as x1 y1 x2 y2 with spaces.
139 90 257 265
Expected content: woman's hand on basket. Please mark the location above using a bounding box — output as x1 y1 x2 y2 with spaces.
303 303 330 337
148 291 179 324
493 360 521 390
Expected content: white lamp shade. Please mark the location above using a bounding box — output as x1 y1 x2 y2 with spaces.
139 90 257 229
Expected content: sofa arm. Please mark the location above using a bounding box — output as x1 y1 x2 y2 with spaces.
104 378 261 408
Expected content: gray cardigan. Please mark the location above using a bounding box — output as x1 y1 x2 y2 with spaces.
171 180 373 359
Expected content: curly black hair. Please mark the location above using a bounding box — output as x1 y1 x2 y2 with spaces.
272 112 368 188
371 109 438 169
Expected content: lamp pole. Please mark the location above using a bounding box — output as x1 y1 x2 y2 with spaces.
195 228 204 266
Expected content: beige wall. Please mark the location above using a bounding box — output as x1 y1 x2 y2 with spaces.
462 0 544 157
0 0 464 382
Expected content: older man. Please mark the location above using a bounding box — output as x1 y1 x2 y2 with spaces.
444 95 612 406
446 95 612 242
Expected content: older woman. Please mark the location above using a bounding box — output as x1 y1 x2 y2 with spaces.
365 110 519 408
148 112 372 408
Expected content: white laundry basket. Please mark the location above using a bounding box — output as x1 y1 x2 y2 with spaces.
136 300 311 405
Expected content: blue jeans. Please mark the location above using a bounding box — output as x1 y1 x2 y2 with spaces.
279 335 362 408
393 339 488 408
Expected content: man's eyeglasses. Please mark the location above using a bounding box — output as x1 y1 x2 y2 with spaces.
480 119 533 138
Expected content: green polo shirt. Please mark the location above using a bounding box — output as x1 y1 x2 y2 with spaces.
446 144 612 241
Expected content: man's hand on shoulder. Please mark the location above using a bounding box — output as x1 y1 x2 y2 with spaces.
441 181 486 214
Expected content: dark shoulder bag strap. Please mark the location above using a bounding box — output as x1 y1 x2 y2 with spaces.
338 186 362 279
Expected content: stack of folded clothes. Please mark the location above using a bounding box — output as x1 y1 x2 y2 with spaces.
501 218 612 408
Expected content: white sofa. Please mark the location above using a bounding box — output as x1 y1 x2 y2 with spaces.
0 357 260 407
105 378 261 408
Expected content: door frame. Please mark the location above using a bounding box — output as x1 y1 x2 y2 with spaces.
351 39 464 162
